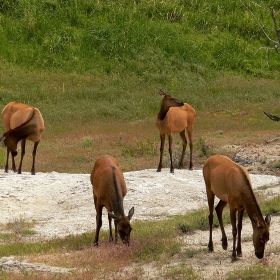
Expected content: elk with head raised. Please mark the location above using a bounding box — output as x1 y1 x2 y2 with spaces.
203 154 271 262
156 89 196 173
90 155 134 246
0 102 45 175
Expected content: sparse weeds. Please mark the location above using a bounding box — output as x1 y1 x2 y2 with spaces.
163 263 202 279
227 265 280 279
257 184 270 191
121 138 157 158
0 218 37 242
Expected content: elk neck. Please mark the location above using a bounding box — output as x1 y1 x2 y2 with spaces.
238 167 265 224
5 123 37 143
157 103 171 121
110 165 125 217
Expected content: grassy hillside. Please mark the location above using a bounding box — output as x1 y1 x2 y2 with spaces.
0 0 280 173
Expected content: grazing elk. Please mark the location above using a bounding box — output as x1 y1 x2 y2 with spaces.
203 155 271 262
156 89 196 173
90 155 134 246
0 102 45 175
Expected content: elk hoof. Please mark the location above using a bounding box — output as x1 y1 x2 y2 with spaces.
208 242 213 252
94 242 99 247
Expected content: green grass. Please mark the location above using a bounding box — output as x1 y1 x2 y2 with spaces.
227 265 280 280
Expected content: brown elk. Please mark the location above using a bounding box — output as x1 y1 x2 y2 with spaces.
203 154 271 262
90 155 134 246
156 89 196 173
0 102 45 175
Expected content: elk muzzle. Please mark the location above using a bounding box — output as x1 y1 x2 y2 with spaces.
122 236 130 246
255 251 264 259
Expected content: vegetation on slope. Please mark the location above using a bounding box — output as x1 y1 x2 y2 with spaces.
0 0 279 173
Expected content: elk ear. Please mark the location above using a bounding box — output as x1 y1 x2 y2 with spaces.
158 89 166 97
0 136 6 142
265 214 271 227
127 207 134 220
108 211 120 222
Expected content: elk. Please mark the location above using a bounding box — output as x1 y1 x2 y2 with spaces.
90 155 134 246
0 102 45 175
156 89 196 173
203 154 271 262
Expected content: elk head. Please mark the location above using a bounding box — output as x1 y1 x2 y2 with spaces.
252 214 271 259
158 89 184 107
0 135 18 157
108 207 134 245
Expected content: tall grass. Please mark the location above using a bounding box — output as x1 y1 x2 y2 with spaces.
0 0 279 76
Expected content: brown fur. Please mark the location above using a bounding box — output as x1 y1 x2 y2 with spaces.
203 155 271 262
0 102 45 175
90 155 134 246
156 89 196 173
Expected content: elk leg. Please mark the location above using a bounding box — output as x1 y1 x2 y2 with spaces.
5 147 11 173
230 208 238 262
157 134 165 172
236 209 244 257
168 134 174 173
31 140 40 175
206 189 215 252
94 204 103 246
17 138 26 174
114 219 118 244
179 130 187 169
187 129 193 170
215 200 228 250
108 214 113 242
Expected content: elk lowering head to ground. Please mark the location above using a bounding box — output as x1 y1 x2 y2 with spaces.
156 89 196 173
0 102 45 175
203 154 271 262
90 155 134 246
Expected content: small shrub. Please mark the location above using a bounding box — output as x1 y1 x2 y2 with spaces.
178 223 192 234
74 156 85 163
82 137 93 148
195 137 211 157
261 156 267 164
